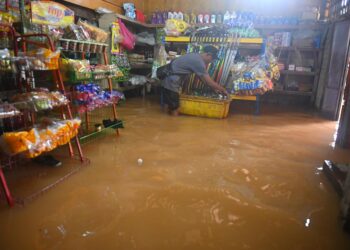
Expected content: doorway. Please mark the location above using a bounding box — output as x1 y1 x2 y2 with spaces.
321 19 350 121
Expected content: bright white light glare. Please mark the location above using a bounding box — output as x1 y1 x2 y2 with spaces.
305 218 311 227
330 123 339 149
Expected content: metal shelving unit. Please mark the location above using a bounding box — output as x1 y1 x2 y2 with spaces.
269 90 313 96
115 13 164 29
165 36 264 44
280 70 316 76
58 38 122 141
0 24 86 207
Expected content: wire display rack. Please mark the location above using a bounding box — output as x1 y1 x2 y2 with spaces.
77 105 124 144
0 152 90 206
60 36 121 141
0 23 88 207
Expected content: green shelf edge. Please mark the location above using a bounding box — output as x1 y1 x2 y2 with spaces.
79 120 124 144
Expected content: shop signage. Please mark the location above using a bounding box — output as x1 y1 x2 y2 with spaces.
31 1 74 26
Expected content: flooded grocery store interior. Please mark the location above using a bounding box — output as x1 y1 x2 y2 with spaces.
1 97 350 250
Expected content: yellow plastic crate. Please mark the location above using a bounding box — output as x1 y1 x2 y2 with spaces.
179 95 230 119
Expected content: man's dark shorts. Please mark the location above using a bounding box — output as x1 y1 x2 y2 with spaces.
162 87 180 111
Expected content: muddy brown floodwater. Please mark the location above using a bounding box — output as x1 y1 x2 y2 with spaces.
1 97 350 250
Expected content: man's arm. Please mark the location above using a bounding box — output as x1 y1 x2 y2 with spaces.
199 74 229 96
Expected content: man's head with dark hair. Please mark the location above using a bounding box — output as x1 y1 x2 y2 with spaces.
201 45 219 64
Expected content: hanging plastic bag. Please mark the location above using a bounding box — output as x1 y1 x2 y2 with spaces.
118 19 136 50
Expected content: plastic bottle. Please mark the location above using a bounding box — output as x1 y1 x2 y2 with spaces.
217 12 222 24
168 11 174 19
231 11 237 25
178 11 184 20
198 13 204 23
156 12 163 24
204 13 210 24
151 12 157 24
184 12 190 23
190 11 197 24
162 11 168 23
211 13 216 24
223 11 230 24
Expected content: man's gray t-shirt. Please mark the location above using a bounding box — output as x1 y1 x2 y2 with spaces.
162 53 208 93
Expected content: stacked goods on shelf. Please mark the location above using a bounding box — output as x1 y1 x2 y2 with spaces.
187 26 260 43
182 22 262 98
162 15 277 118
73 83 124 113
60 59 124 82
18 48 60 70
266 29 321 95
0 49 12 71
111 54 130 81
0 102 20 118
123 3 136 20
60 38 108 53
11 90 69 111
60 21 108 53
91 64 121 80
128 53 145 64
0 11 17 24
150 10 301 26
63 21 108 43
121 3 146 23
57 17 123 140
63 24 90 41
0 2 87 207
0 118 81 158
0 25 85 154
61 59 92 82
164 19 189 37
108 65 124 79
1 49 63 91
91 64 111 80
269 32 292 47
228 49 278 96
77 20 108 43
0 0 31 24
